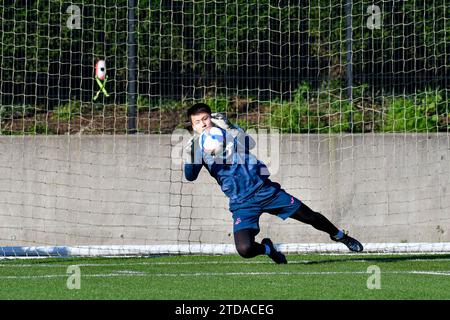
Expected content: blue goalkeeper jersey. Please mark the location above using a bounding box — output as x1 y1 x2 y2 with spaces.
184 126 270 203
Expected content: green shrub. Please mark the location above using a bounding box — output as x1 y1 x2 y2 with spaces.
25 123 49 135
203 95 229 113
268 83 353 133
0 104 36 120
52 101 82 121
382 90 444 132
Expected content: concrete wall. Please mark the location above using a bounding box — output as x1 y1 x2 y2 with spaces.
0 134 449 246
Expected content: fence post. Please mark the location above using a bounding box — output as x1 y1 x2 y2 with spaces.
127 0 137 134
345 0 353 132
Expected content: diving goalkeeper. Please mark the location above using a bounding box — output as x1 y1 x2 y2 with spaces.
183 103 363 264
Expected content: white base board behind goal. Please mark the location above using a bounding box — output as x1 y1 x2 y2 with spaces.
1 243 450 257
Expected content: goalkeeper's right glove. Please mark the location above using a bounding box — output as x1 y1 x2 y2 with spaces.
183 135 202 164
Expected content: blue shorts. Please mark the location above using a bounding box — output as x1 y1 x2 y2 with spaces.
229 179 303 233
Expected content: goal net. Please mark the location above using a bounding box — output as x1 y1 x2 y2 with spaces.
0 0 449 257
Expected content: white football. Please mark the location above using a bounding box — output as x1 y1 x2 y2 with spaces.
199 127 224 155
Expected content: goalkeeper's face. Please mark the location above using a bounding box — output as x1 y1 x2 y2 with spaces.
191 112 212 135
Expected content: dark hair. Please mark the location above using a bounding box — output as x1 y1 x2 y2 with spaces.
187 103 211 120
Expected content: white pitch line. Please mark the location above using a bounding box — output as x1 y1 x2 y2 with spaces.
152 271 450 277
403 271 450 276
1 258 450 268
114 270 147 275
0 260 303 268
0 273 147 280
1 270 450 280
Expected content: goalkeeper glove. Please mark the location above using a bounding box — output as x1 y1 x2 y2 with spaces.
211 112 256 151
183 135 202 164
211 112 232 130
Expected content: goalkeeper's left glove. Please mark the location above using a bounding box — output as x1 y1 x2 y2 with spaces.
211 112 232 130
211 112 256 150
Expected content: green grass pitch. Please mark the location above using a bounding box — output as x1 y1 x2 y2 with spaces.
0 253 449 300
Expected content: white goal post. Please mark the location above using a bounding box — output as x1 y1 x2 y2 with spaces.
3 243 450 258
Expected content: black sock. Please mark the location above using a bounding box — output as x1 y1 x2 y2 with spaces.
234 229 266 258
290 203 339 236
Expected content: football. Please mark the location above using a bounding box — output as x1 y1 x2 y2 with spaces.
199 127 224 155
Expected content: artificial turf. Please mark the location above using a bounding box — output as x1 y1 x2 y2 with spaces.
0 253 449 300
